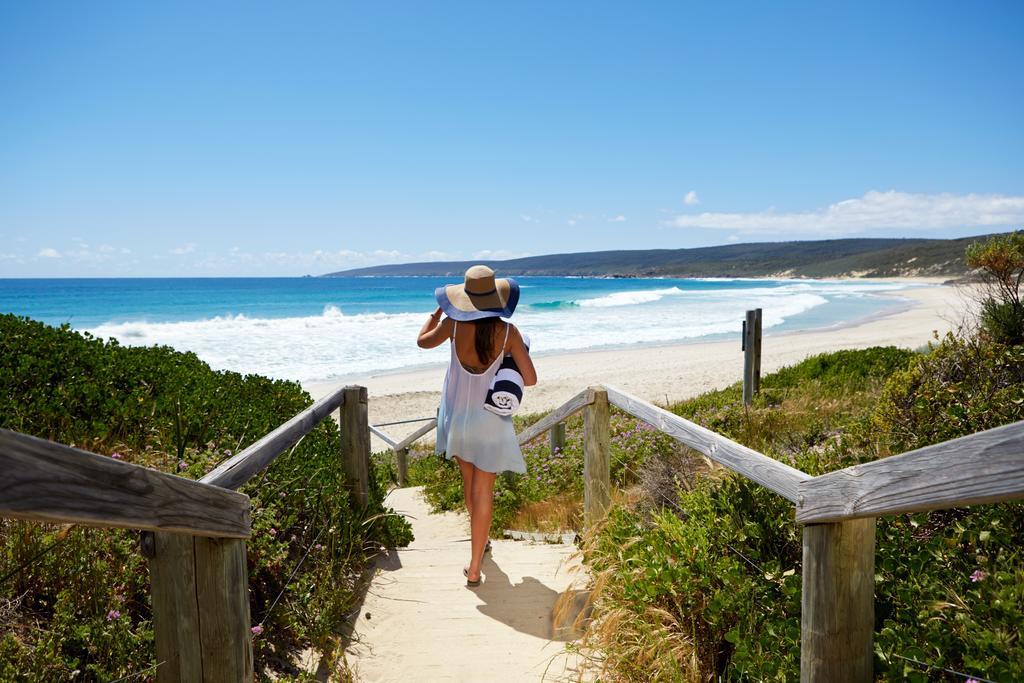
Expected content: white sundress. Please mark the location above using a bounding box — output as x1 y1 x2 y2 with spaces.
435 321 527 474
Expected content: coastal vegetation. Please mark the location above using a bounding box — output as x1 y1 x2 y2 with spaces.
325 233 997 279
0 314 412 680
403 234 1024 681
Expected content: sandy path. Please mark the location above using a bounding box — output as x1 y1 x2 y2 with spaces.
344 486 590 682
306 281 975 451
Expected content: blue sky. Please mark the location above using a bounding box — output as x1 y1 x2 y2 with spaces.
2 1 1022 276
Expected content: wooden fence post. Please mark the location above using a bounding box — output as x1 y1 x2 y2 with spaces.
743 310 755 405
550 422 566 455
583 387 611 528
396 447 409 487
800 518 876 683
752 307 762 395
341 385 370 507
151 532 254 682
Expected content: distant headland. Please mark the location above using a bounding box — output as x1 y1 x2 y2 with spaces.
323 235 996 279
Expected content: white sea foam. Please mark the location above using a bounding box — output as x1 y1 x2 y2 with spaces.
575 287 687 307
84 281 919 383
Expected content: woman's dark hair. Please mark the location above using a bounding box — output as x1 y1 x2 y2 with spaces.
472 317 501 365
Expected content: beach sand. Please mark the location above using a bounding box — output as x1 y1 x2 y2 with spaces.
304 279 976 451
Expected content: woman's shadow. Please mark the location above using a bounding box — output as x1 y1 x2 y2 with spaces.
472 553 590 642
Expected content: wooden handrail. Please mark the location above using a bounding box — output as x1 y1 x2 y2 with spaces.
0 429 251 538
372 416 436 428
516 388 595 446
601 384 811 503
202 385 348 490
797 420 1024 523
369 425 399 448
394 418 439 451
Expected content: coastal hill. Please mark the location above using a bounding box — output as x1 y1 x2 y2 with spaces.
324 234 993 279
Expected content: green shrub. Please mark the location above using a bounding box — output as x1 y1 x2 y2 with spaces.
578 343 1023 681
873 333 1024 453
0 315 412 679
966 230 1024 344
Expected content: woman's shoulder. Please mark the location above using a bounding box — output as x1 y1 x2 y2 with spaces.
503 320 523 348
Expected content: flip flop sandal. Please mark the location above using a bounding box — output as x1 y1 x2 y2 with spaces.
463 567 482 587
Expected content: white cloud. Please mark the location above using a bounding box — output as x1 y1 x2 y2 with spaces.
520 214 540 223
667 190 1024 236
170 243 197 255
607 215 626 223
38 247 61 258
684 191 700 206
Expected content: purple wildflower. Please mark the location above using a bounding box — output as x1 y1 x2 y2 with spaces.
269 528 277 537
178 460 187 471
224 449 233 456
251 625 263 636
314 543 323 551
111 452 123 460
106 610 121 621
970 569 986 583
966 679 980 683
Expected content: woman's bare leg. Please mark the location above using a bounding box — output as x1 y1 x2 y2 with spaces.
454 456 476 518
467 467 497 581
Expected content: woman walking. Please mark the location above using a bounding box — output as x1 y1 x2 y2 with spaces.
417 265 536 586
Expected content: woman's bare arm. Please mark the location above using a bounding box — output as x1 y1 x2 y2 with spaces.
417 307 454 348
506 325 537 386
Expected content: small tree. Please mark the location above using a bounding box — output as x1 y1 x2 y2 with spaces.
965 230 1024 344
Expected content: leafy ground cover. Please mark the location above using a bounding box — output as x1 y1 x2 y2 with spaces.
0 314 412 681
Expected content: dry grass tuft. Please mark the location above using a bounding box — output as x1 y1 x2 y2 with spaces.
510 492 582 533
554 523 703 682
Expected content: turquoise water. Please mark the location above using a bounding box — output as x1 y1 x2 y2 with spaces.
0 277 921 382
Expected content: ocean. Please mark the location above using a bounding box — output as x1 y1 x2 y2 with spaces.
0 276 923 383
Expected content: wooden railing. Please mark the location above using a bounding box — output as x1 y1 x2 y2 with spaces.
511 383 1024 683
0 384 373 682
3 380 1022 682
369 415 437 486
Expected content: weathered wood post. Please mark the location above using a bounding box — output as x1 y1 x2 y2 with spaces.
151 532 254 682
550 422 566 455
743 310 756 405
395 447 409 487
800 518 876 682
752 307 763 395
341 385 370 507
583 387 611 528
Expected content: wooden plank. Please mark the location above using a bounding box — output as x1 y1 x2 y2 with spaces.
584 388 611 527
602 384 810 503
550 422 566 454
195 536 254 682
516 389 594 446
393 418 438 451
801 518 875 682
369 425 399 449
201 386 346 491
0 429 250 538
341 385 371 507
797 420 1024 523
151 532 204 682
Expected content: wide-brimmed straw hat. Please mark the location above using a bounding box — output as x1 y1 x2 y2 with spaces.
435 265 520 321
